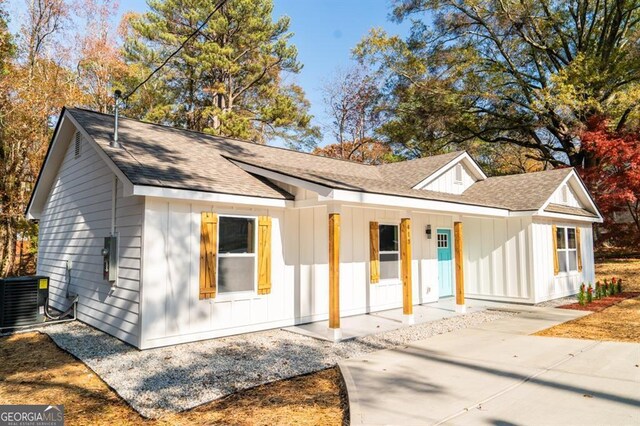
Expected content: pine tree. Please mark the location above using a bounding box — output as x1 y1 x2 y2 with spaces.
123 0 319 145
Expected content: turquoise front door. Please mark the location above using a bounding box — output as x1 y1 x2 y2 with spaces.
437 229 453 297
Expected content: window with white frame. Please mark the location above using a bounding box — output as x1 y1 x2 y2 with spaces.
218 216 256 293
379 224 399 280
556 226 578 272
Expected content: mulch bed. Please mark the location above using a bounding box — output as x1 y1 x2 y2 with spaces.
557 292 640 312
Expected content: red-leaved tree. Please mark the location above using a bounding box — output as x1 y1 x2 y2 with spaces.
579 117 640 249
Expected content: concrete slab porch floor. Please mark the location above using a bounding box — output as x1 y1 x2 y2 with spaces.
339 307 640 426
282 298 559 342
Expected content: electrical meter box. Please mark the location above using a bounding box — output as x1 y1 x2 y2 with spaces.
102 233 118 283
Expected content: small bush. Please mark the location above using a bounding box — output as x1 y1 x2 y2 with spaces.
595 281 602 300
587 283 593 303
617 278 623 293
578 283 587 306
603 279 610 297
610 278 617 295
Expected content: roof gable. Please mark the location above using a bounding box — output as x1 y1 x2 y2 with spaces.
26 109 135 219
376 152 465 187
411 152 487 191
539 170 602 220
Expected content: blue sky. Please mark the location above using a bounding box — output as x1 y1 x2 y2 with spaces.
6 0 411 146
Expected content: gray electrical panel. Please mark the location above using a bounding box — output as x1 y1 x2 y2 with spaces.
102 233 118 283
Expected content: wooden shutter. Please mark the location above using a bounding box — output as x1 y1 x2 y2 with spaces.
257 216 272 295
200 212 218 300
369 221 380 284
552 225 559 276
576 227 583 272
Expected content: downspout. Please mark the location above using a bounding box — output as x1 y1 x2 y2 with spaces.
111 175 117 235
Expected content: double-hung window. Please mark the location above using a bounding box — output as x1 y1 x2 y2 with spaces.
379 224 400 280
218 216 256 293
556 226 577 273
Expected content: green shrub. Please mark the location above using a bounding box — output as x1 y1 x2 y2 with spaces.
578 283 587 306
617 278 623 294
587 283 593 303
595 281 602 300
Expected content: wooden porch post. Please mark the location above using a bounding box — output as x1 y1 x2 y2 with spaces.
329 213 341 340
400 218 414 324
454 221 466 313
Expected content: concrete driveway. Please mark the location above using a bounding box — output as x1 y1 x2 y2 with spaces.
339 307 640 425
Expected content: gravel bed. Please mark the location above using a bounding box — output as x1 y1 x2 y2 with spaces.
535 296 577 308
42 310 515 418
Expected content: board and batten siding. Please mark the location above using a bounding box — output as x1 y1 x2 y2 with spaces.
548 181 583 208
141 199 292 348
140 199 454 348
296 207 453 319
531 219 595 303
37 132 144 346
422 163 476 194
462 217 534 303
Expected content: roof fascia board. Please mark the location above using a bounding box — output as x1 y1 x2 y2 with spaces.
508 210 539 217
26 110 67 220
538 169 603 221
229 160 334 197
65 111 134 195
326 189 509 217
534 211 602 223
412 152 487 190
132 185 291 208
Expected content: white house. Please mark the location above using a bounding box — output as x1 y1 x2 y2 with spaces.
26 108 603 349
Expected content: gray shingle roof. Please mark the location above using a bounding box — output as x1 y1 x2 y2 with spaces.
377 152 465 187
67 108 592 214
545 203 599 218
461 168 574 211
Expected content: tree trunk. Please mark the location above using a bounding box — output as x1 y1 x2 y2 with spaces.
0 219 16 277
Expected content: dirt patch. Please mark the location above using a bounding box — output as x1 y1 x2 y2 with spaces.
535 297 640 343
557 292 640 311
595 258 640 292
0 332 347 426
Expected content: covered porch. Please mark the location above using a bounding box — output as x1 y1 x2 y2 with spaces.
320 208 467 341
283 298 524 342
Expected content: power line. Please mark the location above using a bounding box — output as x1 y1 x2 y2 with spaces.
122 0 230 101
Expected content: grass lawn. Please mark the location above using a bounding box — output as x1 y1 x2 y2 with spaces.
535 258 640 343
0 332 348 426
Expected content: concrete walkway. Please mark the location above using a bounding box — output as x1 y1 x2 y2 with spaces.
284 298 529 341
339 308 640 425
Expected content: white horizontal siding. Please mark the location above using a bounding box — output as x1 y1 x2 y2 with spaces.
37 132 143 346
463 216 533 303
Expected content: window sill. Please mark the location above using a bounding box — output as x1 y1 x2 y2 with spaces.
556 271 581 277
377 279 402 286
208 290 260 302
